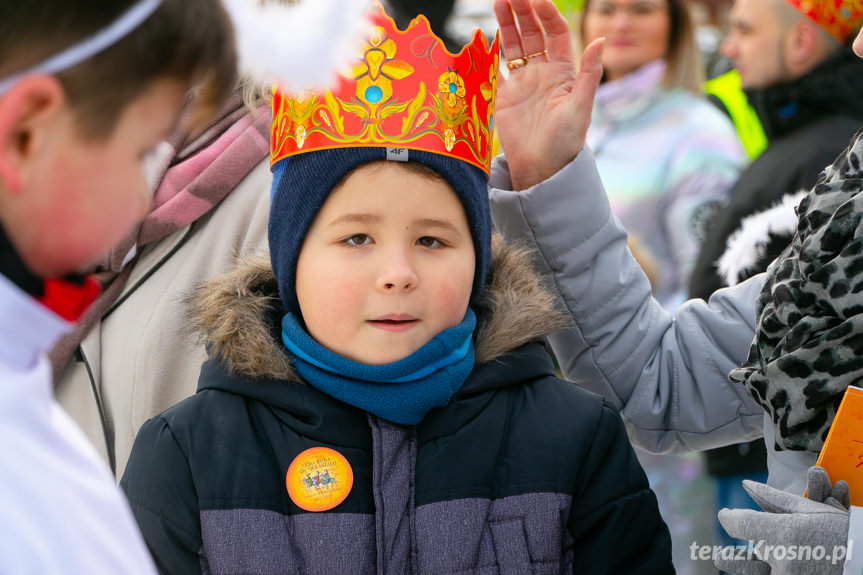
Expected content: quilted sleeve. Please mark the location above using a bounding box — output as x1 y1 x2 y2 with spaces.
120 415 203 575
566 401 674 574
488 150 765 454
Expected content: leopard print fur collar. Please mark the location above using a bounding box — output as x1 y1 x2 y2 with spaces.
730 128 863 452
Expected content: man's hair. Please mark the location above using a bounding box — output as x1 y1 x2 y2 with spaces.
578 0 705 93
0 0 237 139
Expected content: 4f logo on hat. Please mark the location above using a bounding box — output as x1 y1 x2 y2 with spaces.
387 148 409 162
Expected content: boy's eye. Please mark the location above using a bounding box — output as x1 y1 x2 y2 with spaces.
417 236 443 248
345 234 372 246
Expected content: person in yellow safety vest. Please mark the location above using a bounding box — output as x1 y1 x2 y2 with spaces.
704 69 768 160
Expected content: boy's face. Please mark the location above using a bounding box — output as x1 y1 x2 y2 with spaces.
0 77 186 278
296 161 475 365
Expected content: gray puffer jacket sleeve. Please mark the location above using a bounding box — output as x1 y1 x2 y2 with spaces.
488 149 765 454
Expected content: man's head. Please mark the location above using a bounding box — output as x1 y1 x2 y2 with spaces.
722 0 851 90
0 0 236 278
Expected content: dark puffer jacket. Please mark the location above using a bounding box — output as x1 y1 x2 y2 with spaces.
121 238 674 575
690 49 863 300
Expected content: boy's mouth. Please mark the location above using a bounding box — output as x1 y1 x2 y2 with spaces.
367 315 419 332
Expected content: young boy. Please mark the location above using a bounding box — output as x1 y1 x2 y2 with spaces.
120 4 673 573
0 1 235 572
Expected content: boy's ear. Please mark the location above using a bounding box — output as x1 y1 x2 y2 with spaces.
0 75 65 195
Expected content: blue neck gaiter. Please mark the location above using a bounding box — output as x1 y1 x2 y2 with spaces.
281 310 476 425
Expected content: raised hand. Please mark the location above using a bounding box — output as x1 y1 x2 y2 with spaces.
493 0 604 190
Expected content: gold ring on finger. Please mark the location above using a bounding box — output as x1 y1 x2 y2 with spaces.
506 57 528 70
524 50 548 59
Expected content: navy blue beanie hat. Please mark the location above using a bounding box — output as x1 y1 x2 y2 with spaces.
269 147 491 316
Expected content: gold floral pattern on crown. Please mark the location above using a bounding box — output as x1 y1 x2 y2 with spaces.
271 1 500 174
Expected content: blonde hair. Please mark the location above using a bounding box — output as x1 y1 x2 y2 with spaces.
578 0 705 93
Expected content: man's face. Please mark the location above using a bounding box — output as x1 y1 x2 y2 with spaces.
2 78 185 278
722 0 792 89
295 161 476 365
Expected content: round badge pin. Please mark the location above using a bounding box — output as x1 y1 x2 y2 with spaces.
286 447 354 512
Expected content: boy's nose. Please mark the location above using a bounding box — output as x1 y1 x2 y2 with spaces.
377 251 418 292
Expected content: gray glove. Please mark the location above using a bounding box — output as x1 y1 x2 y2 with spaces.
805 467 850 511
715 467 850 575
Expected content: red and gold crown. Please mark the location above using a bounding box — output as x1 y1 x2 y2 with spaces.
270 2 500 174
785 0 863 43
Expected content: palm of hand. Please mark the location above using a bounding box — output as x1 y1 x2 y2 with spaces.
491 0 604 189
496 59 589 190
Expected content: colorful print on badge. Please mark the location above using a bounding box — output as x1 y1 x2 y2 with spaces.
286 447 354 512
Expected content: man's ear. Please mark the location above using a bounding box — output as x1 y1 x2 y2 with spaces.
784 20 821 75
0 75 65 195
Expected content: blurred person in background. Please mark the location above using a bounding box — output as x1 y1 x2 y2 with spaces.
689 0 863 302
53 87 272 479
0 0 236 570
51 0 370 480
578 0 745 312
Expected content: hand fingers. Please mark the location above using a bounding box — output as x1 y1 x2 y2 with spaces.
570 37 603 111
806 466 832 503
742 479 835 514
494 0 525 60
806 467 850 509
509 0 546 58
831 480 851 509
743 479 798 513
714 556 771 575
579 37 604 77
534 0 574 66
717 508 767 542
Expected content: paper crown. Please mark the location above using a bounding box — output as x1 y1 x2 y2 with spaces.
784 0 863 43
270 2 500 174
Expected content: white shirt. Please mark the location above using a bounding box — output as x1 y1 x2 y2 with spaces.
0 273 156 574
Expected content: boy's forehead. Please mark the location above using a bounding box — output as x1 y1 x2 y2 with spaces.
334 160 454 197
347 159 447 183
318 160 466 220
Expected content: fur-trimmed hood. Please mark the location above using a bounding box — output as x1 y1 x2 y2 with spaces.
716 190 805 287
188 234 570 381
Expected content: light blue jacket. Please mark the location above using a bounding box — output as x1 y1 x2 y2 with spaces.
588 61 746 309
